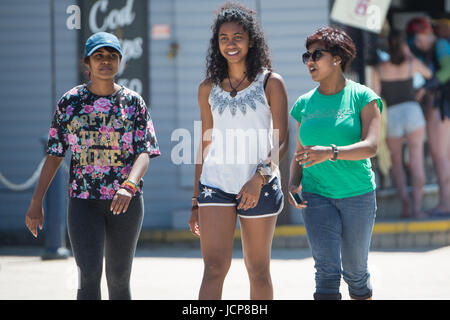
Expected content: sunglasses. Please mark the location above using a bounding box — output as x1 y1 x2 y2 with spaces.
302 48 330 64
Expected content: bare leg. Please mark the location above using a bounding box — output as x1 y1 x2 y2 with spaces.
198 206 237 300
425 106 450 213
406 127 426 218
386 136 410 218
239 215 277 300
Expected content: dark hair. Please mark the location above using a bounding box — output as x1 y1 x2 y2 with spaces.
205 2 272 84
387 30 406 65
305 26 356 71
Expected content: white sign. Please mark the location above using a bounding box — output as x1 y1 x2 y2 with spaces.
89 0 136 33
331 0 391 34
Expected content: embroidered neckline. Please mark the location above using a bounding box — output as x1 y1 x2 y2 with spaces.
210 72 267 116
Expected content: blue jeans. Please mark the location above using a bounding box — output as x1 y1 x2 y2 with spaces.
302 191 377 300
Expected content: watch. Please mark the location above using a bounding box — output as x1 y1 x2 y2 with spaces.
256 160 272 176
330 144 338 161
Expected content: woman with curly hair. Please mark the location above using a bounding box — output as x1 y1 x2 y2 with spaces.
289 27 383 300
188 2 289 300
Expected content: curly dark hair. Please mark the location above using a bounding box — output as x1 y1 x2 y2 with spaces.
306 26 356 72
205 2 272 84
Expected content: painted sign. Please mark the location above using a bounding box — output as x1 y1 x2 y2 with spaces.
79 0 149 103
331 0 391 34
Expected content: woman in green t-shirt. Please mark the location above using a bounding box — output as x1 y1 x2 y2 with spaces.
288 27 383 300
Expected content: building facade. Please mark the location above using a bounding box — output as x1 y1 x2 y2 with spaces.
0 0 331 240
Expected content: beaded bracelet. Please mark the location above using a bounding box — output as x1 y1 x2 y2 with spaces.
121 181 137 194
121 184 136 196
126 180 139 190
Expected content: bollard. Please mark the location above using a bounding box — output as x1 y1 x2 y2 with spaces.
41 136 70 260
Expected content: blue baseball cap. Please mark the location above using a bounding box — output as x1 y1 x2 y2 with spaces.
84 32 122 58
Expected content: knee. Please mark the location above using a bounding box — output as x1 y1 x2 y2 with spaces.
411 169 425 184
245 262 271 286
203 257 231 281
78 265 102 286
389 156 404 168
106 267 130 289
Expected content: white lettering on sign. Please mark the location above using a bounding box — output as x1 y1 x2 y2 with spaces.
89 0 136 33
66 5 81 30
118 37 143 75
366 5 381 31
117 78 143 95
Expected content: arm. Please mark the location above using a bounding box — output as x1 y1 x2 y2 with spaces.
110 152 150 214
289 122 303 188
264 72 289 168
412 56 433 80
111 97 160 214
296 100 381 166
288 122 307 209
25 155 64 237
188 80 213 237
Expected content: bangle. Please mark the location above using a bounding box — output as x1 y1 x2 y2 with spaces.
192 196 198 201
121 184 136 196
121 181 137 194
126 180 139 190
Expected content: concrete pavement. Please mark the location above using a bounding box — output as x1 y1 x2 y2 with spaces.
1 245 450 300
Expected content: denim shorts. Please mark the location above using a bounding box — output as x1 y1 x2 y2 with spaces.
197 176 284 218
387 101 425 138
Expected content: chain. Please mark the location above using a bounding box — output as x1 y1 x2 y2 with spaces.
0 157 70 192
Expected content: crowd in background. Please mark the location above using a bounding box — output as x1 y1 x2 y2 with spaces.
370 16 450 219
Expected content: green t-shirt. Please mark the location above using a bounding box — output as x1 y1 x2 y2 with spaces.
290 80 383 199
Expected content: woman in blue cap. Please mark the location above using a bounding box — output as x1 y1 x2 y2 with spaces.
25 32 160 299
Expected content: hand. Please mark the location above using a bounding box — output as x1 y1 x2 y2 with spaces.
110 188 133 215
236 174 263 211
295 145 333 168
25 199 44 238
415 87 426 102
188 206 200 237
288 184 308 209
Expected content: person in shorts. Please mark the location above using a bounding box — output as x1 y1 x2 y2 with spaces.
188 2 289 300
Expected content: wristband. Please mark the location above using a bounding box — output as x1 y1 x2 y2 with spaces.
126 180 139 190
121 184 136 196
121 181 137 194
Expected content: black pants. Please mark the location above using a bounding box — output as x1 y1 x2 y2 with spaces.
67 196 144 300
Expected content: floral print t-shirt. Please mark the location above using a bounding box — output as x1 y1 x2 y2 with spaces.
47 84 161 200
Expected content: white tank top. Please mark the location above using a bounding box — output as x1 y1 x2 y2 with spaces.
200 69 280 194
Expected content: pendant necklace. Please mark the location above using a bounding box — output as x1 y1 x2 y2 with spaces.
228 72 247 98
